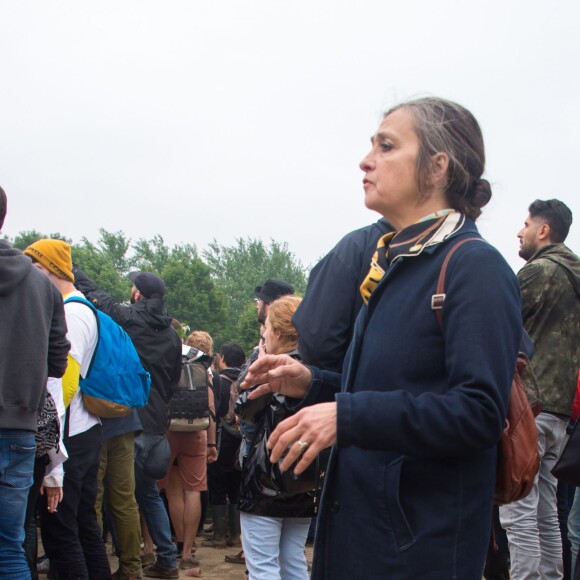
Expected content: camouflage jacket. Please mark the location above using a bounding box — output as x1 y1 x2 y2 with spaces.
518 243 580 415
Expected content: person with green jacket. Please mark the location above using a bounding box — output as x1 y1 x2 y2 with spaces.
501 198 580 580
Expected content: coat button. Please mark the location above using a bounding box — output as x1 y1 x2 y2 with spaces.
330 500 340 513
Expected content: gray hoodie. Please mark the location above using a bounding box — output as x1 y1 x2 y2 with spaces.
0 240 70 431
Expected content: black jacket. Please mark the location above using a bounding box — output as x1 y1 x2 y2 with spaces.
0 240 70 431
237 352 315 518
73 267 182 434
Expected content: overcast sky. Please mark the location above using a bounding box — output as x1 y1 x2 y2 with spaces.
1 0 579 273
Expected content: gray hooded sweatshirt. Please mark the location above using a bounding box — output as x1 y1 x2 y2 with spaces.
0 240 69 431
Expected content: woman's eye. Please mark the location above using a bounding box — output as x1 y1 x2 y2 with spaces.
380 142 393 152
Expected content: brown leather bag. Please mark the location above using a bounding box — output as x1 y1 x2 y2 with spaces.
433 237 540 506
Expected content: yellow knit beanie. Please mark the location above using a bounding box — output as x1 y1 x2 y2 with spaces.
24 239 74 282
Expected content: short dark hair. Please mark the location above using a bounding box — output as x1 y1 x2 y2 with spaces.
220 343 246 368
528 199 573 243
0 186 7 230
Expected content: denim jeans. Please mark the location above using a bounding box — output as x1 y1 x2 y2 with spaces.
240 512 310 580
134 433 177 570
500 412 567 579
0 429 36 580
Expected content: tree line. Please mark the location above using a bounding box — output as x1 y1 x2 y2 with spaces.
10 229 309 353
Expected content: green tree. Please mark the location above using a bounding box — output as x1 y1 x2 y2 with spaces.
234 301 262 354
72 237 130 303
132 237 228 342
161 246 228 339
12 229 72 250
203 238 308 345
95 229 133 275
132 235 170 273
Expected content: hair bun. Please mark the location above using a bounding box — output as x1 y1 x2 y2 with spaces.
462 178 492 220
471 178 492 209
470 178 491 208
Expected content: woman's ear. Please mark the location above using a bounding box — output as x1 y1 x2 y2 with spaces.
430 152 449 188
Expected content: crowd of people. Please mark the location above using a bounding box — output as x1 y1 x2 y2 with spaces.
1 95 579 580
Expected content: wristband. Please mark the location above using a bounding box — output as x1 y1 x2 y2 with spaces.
207 443 217 448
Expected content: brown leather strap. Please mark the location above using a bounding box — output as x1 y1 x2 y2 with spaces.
433 237 483 328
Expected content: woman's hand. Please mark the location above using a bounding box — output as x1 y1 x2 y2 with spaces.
240 354 313 400
40 485 63 513
267 402 337 475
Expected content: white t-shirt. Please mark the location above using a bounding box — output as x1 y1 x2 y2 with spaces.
44 291 100 485
55 291 100 436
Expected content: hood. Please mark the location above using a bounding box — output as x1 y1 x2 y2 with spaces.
134 297 173 330
530 244 580 291
220 367 241 382
0 239 35 296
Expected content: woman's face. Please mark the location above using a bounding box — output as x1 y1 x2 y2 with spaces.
359 108 423 228
263 316 283 355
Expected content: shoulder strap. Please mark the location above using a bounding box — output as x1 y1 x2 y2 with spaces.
539 256 580 301
64 295 97 312
432 237 484 329
63 295 101 377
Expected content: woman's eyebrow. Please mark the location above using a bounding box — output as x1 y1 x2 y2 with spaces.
371 130 395 144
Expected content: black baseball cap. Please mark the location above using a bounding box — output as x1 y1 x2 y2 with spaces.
254 279 294 304
128 271 165 298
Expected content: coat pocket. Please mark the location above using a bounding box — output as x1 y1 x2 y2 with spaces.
383 456 416 553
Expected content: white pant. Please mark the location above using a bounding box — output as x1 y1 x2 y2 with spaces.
240 512 310 580
500 412 567 579
568 488 580 573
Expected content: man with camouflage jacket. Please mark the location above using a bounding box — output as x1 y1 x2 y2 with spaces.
501 199 580 580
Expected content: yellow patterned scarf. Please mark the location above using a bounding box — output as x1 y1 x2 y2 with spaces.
360 211 459 304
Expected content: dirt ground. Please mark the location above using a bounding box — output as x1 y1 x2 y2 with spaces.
105 542 314 579
38 525 313 578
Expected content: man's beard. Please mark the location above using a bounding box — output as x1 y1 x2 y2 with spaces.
519 241 536 262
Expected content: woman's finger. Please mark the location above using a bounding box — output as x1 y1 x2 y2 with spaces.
284 444 320 476
246 384 273 399
267 414 300 458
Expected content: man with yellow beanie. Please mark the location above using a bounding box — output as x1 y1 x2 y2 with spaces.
24 239 111 580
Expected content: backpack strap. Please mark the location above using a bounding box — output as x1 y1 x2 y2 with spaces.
540 256 580 301
63 295 101 378
432 237 484 329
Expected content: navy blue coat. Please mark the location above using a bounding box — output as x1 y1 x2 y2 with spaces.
301 219 522 579
293 218 393 372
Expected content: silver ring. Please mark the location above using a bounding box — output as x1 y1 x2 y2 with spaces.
296 440 309 451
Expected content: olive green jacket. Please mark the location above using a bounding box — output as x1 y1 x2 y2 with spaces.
518 243 580 416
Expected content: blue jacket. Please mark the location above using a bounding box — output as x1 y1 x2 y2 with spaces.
293 218 393 372
302 217 522 579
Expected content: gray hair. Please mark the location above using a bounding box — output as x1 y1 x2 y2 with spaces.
386 97 491 221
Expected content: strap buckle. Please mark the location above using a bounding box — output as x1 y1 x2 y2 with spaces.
431 293 446 310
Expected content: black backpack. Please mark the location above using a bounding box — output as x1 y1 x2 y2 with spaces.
169 346 214 432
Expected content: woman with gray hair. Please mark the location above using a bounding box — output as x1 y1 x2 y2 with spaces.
242 97 522 579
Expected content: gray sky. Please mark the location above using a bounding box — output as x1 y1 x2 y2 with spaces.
1 0 579 273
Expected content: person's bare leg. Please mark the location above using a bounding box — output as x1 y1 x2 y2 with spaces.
165 468 184 542
182 490 201 563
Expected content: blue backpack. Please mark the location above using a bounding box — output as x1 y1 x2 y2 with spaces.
64 296 151 418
